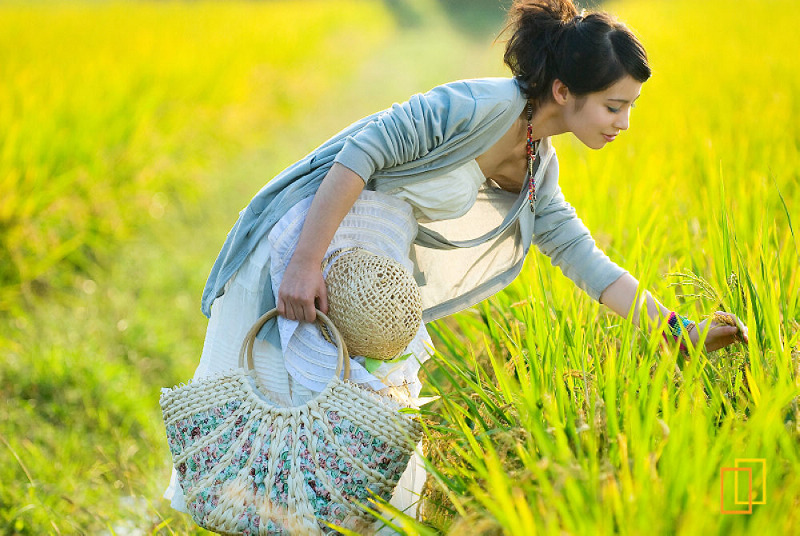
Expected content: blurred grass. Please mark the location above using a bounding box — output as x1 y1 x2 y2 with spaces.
0 0 392 312
1 0 798 534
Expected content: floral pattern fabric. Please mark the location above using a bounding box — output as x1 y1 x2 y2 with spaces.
161 370 421 535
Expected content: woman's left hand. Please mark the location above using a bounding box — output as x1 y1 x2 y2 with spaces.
689 311 749 352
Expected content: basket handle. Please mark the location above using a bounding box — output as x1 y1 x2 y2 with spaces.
237 308 350 382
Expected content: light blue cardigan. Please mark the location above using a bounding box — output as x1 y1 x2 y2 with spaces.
201 77 625 328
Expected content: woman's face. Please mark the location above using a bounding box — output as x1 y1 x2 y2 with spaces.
562 75 643 150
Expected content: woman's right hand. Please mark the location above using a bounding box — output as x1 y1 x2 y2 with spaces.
277 257 328 323
275 163 365 323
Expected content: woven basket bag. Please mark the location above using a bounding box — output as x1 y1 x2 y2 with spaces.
325 248 422 361
160 309 422 535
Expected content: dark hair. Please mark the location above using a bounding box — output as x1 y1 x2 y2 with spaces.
502 0 651 104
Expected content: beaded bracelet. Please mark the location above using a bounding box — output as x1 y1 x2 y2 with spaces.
664 312 695 352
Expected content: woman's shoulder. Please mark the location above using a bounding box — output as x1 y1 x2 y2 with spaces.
427 77 523 103
413 77 525 126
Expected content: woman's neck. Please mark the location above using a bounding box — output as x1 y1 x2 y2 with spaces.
526 100 568 140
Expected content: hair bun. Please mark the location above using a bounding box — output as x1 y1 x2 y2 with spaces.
503 0 651 103
570 11 586 24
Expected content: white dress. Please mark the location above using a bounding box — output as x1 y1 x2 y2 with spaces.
164 160 486 527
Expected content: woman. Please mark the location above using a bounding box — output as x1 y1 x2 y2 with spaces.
165 0 747 528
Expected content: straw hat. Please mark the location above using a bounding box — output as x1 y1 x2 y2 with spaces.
324 248 422 361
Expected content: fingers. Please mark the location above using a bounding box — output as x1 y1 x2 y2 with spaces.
278 296 317 323
711 325 739 339
301 303 317 323
279 301 316 322
276 264 326 323
316 285 329 315
733 316 749 343
703 311 749 351
277 281 322 323
707 325 739 352
711 312 748 342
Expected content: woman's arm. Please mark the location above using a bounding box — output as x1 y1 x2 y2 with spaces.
600 273 747 352
276 163 365 323
531 181 627 302
278 81 514 322
599 273 669 326
529 181 745 352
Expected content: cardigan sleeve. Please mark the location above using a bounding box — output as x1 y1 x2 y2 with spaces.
333 80 509 182
531 183 627 302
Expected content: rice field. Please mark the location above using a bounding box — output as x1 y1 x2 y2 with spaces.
0 0 797 534
0 0 392 313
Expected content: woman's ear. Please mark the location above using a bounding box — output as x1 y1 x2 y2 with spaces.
552 79 570 105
